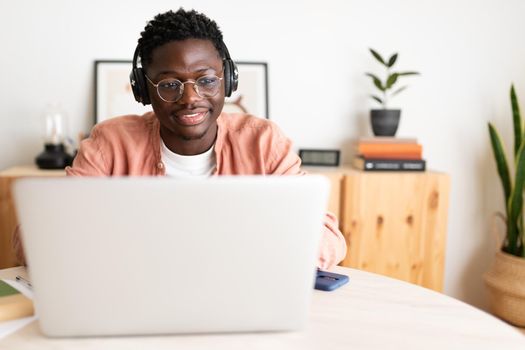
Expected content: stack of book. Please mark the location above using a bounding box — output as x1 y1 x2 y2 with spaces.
0 279 34 322
352 137 426 171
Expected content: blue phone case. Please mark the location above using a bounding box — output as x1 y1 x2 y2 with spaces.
315 270 349 291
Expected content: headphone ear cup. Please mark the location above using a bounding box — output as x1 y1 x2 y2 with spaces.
223 59 232 97
130 67 150 105
223 59 239 98
230 61 239 94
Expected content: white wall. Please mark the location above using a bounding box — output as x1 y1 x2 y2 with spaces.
2 0 525 309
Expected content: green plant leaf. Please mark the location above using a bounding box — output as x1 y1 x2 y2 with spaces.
511 85 522 157
369 48 387 66
365 73 385 91
506 219 520 255
387 53 398 67
517 225 525 257
507 141 525 255
488 123 512 214
521 224 525 258
370 95 383 105
391 86 408 96
397 71 420 76
386 73 399 89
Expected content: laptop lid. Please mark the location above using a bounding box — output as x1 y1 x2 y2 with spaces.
13 176 329 337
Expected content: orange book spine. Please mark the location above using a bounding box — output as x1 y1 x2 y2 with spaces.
357 143 422 154
360 153 422 160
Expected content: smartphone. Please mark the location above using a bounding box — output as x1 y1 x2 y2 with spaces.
314 269 349 291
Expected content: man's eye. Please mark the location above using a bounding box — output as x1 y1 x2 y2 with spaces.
198 76 219 86
159 81 181 89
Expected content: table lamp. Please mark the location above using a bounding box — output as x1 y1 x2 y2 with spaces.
35 104 73 169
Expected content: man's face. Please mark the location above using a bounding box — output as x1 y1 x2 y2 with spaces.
146 39 225 155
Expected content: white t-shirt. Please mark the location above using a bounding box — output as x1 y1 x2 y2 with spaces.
160 140 216 179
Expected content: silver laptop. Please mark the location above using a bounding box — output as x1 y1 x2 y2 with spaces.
13 176 329 337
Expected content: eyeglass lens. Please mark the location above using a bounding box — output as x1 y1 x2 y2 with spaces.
156 76 222 102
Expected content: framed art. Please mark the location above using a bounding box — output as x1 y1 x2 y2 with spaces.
224 62 269 119
94 60 151 124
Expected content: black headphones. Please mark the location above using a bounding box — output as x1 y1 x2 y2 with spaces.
129 41 238 106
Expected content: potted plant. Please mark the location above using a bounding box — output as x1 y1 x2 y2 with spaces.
485 84 525 326
366 49 419 136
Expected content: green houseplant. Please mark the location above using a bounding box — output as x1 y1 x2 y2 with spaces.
488 84 525 257
485 84 525 326
366 49 419 136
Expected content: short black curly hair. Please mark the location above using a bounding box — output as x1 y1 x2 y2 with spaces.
138 8 225 70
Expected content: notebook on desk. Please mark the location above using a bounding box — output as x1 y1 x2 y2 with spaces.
13 176 329 337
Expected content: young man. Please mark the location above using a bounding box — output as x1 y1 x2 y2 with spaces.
14 8 346 269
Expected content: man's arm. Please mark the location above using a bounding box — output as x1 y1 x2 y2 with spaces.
317 212 347 270
66 127 110 176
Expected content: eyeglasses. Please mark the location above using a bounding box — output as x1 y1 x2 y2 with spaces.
145 74 223 102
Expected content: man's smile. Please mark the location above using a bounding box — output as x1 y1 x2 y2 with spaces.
172 111 208 126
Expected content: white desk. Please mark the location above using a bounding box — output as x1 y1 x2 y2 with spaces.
0 266 523 349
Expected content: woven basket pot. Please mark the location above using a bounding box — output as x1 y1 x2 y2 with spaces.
484 250 525 326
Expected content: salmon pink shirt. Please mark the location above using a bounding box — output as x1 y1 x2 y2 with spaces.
65 112 347 269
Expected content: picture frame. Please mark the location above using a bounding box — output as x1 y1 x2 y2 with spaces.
94 60 151 124
94 60 269 124
224 62 269 119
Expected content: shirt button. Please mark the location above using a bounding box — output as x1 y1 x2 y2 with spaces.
157 162 164 169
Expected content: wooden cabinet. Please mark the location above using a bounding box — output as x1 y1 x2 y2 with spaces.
308 167 450 292
0 166 65 269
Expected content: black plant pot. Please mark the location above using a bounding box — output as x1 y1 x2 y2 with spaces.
35 143 73 169
370 109 401 136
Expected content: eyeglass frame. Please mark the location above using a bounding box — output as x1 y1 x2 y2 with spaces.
144 74 224 103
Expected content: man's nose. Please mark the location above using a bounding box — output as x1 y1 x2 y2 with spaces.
177 82 202 104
